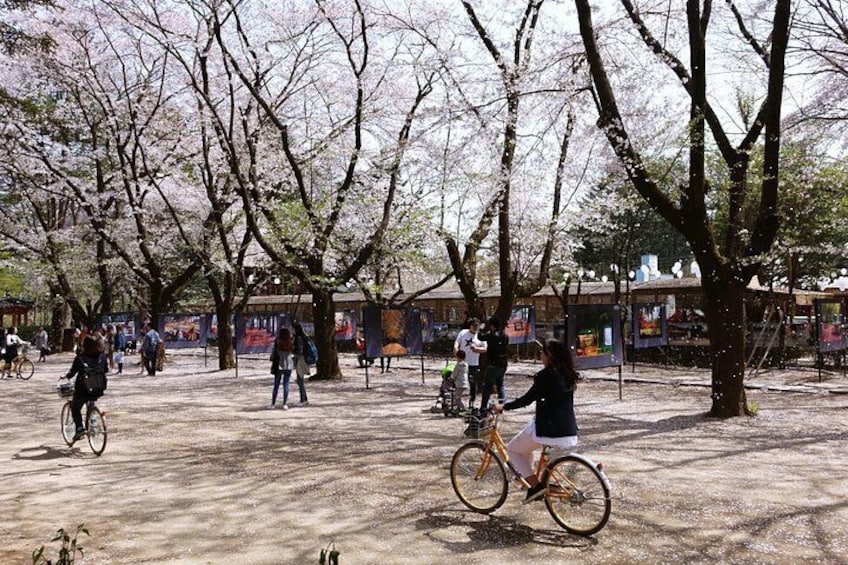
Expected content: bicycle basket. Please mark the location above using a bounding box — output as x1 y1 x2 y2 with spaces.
57 382 74 397
463 413 494 439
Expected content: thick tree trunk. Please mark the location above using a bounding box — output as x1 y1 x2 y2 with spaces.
311 289 342 380
50 299 69 351
702 272 749 417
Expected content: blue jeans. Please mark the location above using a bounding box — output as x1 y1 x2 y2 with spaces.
272 370 291 405
480 365 507 411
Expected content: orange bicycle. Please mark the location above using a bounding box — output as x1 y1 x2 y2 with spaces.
450 411 611 536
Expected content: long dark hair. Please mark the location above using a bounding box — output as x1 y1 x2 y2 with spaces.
82 335 104 357
543 338 578 389
276 328 293 352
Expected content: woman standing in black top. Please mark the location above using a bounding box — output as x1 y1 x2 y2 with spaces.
493 338 579 502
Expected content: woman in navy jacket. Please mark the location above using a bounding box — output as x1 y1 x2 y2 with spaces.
494 338 579 502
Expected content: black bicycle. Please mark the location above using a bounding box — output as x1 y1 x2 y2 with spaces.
58 381 108 456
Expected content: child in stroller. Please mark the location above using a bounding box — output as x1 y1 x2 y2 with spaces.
432 350 468 417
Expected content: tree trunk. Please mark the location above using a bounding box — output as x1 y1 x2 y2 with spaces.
311 288 342 380
215 304 236 371
50 298 68 352
702 272 749 417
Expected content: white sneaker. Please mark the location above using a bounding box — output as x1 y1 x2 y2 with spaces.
298 401 309 407
267 404 276 410
282 404 289 410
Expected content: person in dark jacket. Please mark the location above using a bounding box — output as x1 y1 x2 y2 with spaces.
291 322 310 406
493 338 579 502
474 316 509 410
62 335 109 442
269 327 294 409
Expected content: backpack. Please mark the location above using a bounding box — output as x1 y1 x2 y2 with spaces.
144 330 160 353
303 336 318 365
81 354 108 398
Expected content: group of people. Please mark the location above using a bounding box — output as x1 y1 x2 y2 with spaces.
72 322 163 376
268 321 310 409
60 320 159 443
450 316 581 503
58 312 578 505
448 316 510 413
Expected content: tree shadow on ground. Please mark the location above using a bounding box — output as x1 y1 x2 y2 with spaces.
414 510 596 554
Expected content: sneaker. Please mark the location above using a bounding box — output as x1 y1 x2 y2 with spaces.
267 404 276 410
298 400 309 407
72 429 86 442
281 404 289 410
523 482 547 503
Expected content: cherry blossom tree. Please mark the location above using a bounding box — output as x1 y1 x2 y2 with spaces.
793 0 848 134
427 0 585 323
0 4 205 329
575 0 792 416
171 0 442 379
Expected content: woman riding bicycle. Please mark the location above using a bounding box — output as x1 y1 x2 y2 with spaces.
62 335 109 442
493 338 579 502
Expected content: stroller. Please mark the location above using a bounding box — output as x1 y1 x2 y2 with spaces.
431 363 461 417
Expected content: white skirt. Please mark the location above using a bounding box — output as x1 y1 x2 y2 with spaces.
527 418 579 449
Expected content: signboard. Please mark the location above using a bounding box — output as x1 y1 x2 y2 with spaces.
99 312 139 342
505 305 536 345
632 303 668 349
235 313 290 355
421 309 436 344
362 306 423 359
567 304 623 370
159 314 207 349
815 298 847 353
334 310 356 341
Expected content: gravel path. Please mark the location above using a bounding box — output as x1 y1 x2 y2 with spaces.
1 351 846 564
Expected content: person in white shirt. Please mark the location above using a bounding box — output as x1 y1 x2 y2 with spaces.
454 318 482 409
5 327 27 376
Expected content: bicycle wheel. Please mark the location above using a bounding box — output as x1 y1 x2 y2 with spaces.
60 402 75 446
17 359 34 380
545 455 611 536
86 405 107 456
450 442 508 514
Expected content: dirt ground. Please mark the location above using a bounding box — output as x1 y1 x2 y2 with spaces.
1 351 847 564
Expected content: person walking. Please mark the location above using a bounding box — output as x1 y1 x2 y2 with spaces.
141 323 161 376
269 327 294 410
454 318 482 408
291 322 310 407
474 316 509 411
104 325 115 372
493 338 579 502
113 324 127 374
34 327 49 362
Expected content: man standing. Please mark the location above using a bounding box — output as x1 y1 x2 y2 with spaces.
454 318 482 409
141 323 161 376
474 317 509 411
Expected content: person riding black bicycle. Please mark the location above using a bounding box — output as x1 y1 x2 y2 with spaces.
493 338 579 502
62 335 109 442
